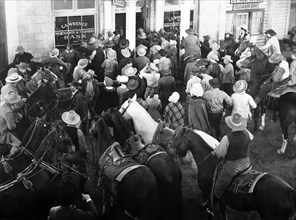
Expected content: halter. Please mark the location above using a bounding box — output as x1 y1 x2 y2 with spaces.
120 99 132 116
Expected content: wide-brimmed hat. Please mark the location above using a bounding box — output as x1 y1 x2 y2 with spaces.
88 37 97 45
62 110 81 125
104 76 113 87
5 72 23 83
265 29 277 36
107 49 117 60
16 62 31 71
268 53 284 64
240 25 249 32
124 66 137 77
105 40 115 48
150 36 160 45
78 58 88 68
161 60 171 75
222 55 233 63
203 35 210 41
185 28 195 35
119 39 130 49
233 80 247 93
69 81 82 89
225 113 246 131
3 92 21 104
137 45 147 56
121 48 131 58
207 53 219 62
190 83 204 97
210 42 220 51
15 45 25 52
138 32 147 39
209 78 221 88
168 92 180 103
126 77 139 90
149 63 159 72
50 48 59 56
7 68 18 76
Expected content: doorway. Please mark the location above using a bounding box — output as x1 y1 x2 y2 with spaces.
115 13 126 38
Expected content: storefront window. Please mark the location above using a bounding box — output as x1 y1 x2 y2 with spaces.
164 11 181 32
225 13 234 34
251 11 263 35
55 15 95 48
165 0 179 5
77 0 95 9
54 0 73 10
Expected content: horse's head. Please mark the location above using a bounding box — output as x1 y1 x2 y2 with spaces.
170 127 189 157
234 41 251 57
119 96 136 120
123 133 145 155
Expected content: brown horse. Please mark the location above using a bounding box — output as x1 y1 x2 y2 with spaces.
92 117 160 220
171 127 296 220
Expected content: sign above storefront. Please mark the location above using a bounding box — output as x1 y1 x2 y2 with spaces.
230 0 263 4
113 0 126 7
233 3 259 10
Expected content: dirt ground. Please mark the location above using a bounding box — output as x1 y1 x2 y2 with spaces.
83 109 296 220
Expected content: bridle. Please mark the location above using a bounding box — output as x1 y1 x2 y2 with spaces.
120 99 132 116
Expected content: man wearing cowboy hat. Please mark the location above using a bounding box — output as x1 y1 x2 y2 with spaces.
121 77 140 105
73 58 89 82
238 25 250 43
254 53 290 104
211 113 253 203
259 29 281 57
101 49 118 80
0 92 23 155
61 110 88 192
89 40 105 82
203 78 232 140
206 53 221 82
183 27 201 59
219 55 235 96
134 44 150 72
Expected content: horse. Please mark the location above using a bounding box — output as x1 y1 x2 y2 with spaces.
92 117 160 220
102 107 183 220
171 127 296 220
119 95 175 147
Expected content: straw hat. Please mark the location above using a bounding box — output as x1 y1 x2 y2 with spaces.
225 113 246 131
126 77 139 91
124 66 137 77
121 48 131 58
7 68 18 76
209 78 221 89
222 55 233 63
5 72 23 83
78 58 88 68
137 45 147 57
168 92 180 103
107 49 117 60
185 28 195 35
190 83 204 97
233 80 248 93
149 63 159 72
3 92 21 104
15 45 25 53
268 54 284 64
88 37 97 45
62 110 81 126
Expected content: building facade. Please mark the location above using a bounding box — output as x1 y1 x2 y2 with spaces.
1 0 294 70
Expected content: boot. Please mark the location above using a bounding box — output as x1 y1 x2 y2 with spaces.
255 96 261 105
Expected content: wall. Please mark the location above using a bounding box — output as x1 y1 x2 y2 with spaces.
6 0 54 63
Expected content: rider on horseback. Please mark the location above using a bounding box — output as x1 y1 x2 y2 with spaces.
254 54 290 104
211 113 253 204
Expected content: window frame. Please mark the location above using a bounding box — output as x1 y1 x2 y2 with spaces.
53 0 97 14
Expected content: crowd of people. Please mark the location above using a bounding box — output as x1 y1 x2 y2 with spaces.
0 24 296 218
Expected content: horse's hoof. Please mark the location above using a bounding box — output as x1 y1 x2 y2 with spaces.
259 126 265 131
276 149 285 155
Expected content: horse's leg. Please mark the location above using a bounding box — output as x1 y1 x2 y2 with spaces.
277 117 291 154
259 113 266 131
253 106 260 133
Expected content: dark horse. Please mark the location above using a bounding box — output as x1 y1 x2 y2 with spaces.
92 117 160 220
102 108 183 220
172 127 296 220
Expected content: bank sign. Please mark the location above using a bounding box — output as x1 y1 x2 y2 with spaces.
230 0 263 3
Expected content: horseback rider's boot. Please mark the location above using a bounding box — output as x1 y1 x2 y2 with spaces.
79 177 87 193
255 96 261 105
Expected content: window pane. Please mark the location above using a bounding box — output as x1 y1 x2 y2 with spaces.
54 0 73 10
77 0 95 9
251 11 263 35
225 13 234 34
190 10 194 28
164 11 181 32
165 0 179 5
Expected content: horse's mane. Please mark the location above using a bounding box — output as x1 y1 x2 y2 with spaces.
95 117 114 155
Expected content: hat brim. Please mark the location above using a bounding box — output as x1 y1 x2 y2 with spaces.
78 63 88 68
222 57 233 62
125 69 137 77
225 116 247 131
5 75 23 83
268 57 283 64
62 112 81 125
233 83 247 93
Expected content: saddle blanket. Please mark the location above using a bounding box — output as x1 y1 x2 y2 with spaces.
228 170 267 194
134 144 167 165
99 143 144 182
268 84 296 98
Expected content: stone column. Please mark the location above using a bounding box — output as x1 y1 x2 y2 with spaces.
180 0 191 39
154 0 164 32
103 0 114 36
125 0 137 50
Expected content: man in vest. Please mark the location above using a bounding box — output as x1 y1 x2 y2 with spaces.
211 113 253 201
61 110 88 192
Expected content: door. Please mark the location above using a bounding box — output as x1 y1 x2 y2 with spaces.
115 13 126 38
136 12 144 31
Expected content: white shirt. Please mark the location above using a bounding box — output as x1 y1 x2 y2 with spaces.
279 60 290 81
260 36 281 56
231 92 257 119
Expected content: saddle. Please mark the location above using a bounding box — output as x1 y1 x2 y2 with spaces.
227 168 267 194
133 143 166 165
268 84 296 98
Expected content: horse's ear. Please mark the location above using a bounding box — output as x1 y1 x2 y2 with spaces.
131 94 137 101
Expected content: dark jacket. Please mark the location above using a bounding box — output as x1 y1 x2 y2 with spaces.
226 130 251 161
70 90 87 120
